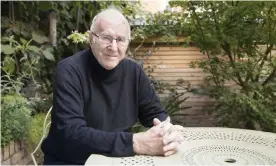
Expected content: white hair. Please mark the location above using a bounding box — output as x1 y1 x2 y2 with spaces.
90 6 131 39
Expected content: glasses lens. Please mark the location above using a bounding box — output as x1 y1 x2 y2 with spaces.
117 38 129 46
99 36 112 44
99 35 129 46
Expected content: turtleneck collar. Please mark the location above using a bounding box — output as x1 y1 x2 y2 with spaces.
88 48 124 82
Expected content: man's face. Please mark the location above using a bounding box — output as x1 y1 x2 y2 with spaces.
90 18 130 70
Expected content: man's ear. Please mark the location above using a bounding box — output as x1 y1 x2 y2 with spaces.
88 32 94 45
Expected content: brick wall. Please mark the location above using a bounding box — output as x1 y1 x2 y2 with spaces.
1 140 33 165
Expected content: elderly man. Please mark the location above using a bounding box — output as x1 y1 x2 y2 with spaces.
41 7 183 165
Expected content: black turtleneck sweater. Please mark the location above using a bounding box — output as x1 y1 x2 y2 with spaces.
41 48 168 164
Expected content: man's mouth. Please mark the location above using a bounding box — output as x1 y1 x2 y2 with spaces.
106 54 117 57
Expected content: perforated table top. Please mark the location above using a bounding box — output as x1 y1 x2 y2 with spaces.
85 127 276 165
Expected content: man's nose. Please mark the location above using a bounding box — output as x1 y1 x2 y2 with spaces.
110 39 118 51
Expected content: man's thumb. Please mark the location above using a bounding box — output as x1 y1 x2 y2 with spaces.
153 118 161 126
165 116 171 123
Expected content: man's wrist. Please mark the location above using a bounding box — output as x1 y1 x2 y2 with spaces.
133 133 145 155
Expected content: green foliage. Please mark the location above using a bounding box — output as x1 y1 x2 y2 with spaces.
207 84 276 132
1 94 32 147
67 31 90 44
1 17 55 96
27 93 53 115
135 10 189 39
1 1 147 96
170 1 276 132
159 80 192 123
25 113 50 163
1 72 24 95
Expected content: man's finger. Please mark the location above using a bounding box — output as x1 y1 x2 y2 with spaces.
163 131 176 145
159 116 172 136
178 134 184 143
163 131 182 145
156 116 170 128
160 122 173 136
163 141 179 152
164 150 176 157
174 125 185 131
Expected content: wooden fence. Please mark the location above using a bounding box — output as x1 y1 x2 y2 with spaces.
130 39 215 126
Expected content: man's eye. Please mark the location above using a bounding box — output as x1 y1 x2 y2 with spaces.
102 36 112 40
117 38 125 42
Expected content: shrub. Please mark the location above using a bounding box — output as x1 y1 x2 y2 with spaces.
206 83 276 132
25 112 50 164
1 94 32 147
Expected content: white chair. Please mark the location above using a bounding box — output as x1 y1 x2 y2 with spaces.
31 106 52 165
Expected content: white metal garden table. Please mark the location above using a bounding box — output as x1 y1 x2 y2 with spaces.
85 127 276 165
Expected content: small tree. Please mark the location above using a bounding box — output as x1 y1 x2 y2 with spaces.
170 1 276 132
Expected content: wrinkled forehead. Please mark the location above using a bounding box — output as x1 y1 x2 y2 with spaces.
95 17 129 38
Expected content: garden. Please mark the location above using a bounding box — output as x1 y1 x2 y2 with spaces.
1 1 276 165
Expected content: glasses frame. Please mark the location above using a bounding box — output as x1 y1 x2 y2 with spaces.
91 32 130 46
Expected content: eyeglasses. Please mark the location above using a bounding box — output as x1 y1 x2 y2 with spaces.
91 32 129 46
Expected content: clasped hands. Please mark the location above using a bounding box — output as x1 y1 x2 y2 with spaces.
133 117 184 157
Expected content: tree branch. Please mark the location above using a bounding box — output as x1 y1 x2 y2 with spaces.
245 58 252 83
189 1 221 87
255 44 274 82
255 4 274 82
209 2 246 89
134 38 145 53
189 1 208 54
261 44 273 68
221 42 247 89
262 67 276 86
218 6 247 89
210 2 222 41
14 53 21 75
210 3 245 88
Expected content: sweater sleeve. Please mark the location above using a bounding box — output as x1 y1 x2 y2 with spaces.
51 60 135 161
137 66 169 127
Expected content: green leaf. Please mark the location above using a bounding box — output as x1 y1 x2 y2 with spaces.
272 57 276 67
20 56 27 62
20 30 30 38
3 57 16 74
1 36 11 42
191 88 208 95
38 2 52 11
1 44 15 55
28 45 40 53
42 48 55 61
20 38 28 44
32 31 48 44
